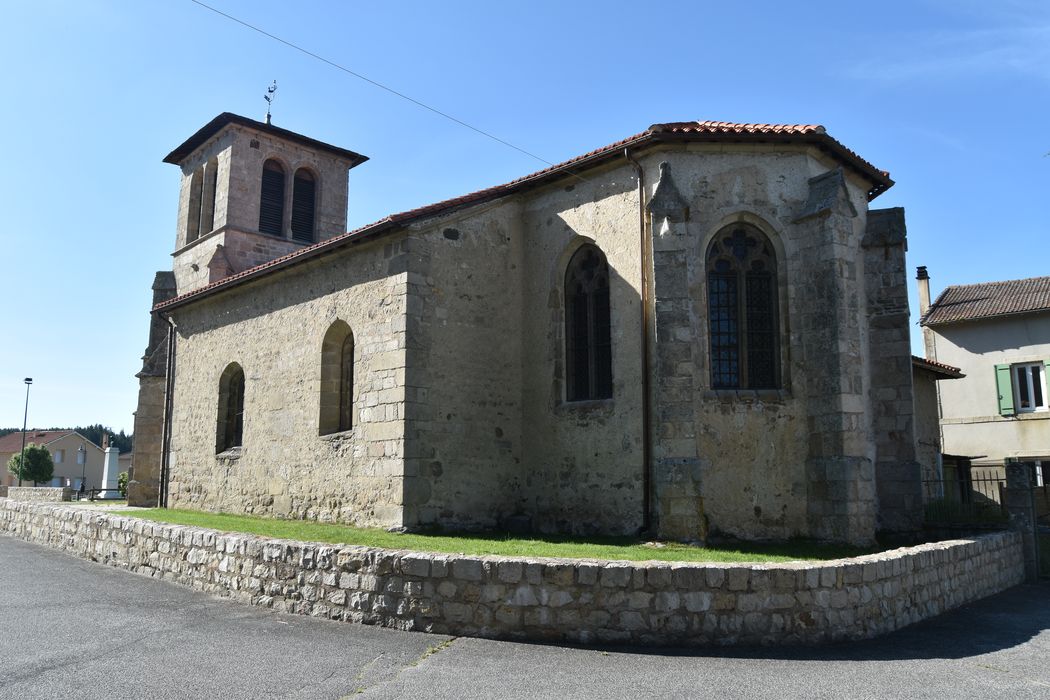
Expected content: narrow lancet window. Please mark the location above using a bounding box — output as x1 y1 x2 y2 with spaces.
565 244 613 401
217 363 245 453
320 321 354 435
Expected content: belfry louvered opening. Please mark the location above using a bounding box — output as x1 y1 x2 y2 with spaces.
259 159 285 236
291 169 317 243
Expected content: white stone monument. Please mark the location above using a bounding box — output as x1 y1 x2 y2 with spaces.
97 446 123 499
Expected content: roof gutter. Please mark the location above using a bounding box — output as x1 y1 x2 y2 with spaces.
624 147 654 536
158 314 177 508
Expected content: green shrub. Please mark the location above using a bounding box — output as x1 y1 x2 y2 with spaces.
6 443 54 485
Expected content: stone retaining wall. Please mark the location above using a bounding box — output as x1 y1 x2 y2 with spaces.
0 499 1024 646
7 487 72 502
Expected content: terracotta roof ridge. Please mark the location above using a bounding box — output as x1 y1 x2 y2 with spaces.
939 274 1050 293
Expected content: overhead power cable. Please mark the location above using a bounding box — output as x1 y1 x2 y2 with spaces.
188 0 571 174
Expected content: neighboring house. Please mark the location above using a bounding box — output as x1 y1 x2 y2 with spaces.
918 269 1050 484
130 112 924 546
0 430 105 490
910 355 964 484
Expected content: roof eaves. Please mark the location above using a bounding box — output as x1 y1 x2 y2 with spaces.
163 112 369 168
911 355 964 379
154 132 655 314
154 121 892 313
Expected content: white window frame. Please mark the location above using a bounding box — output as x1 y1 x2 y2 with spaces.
1012 362 1048 413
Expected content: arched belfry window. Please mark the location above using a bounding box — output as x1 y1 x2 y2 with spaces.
706 225 780 390
291 168 317 243
565 244 613 401
319 321 354 435
216 363 245 453
259 159 285 236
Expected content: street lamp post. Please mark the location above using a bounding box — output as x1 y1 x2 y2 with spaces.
18 378 32 488
78 444 86 498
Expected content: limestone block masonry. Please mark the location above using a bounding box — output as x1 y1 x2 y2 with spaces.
0 499 1024 646
8 487 72 502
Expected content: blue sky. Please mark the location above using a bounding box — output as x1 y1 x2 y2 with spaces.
1 0 1047 432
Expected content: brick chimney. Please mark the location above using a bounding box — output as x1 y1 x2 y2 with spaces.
916 266 936 359
916 266 931 317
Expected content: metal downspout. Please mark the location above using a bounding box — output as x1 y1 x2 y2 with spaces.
159 314 177 508
625 148 653 535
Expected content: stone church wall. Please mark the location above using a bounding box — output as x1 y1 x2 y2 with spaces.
517 163 648 535
401 203 527 529
396 145 896 542
643 148 819 542
166 236 411 528
155 135 914 545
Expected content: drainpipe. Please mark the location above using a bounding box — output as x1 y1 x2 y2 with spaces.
159 314 177 508
625 148 653 535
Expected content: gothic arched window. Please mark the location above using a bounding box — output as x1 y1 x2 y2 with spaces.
319 321 354 435
216 363 245 453
291 168 317 243
565 244 612 401
706 225 780 390
259 159 285 236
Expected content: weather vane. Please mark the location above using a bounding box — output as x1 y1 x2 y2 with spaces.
264 80 277 124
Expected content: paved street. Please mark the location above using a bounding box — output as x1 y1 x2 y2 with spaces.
1 535 1048 699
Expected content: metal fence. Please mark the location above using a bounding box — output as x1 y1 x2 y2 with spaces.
922 468 1008 526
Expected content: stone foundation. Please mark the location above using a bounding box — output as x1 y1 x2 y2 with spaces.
0 499 1023 646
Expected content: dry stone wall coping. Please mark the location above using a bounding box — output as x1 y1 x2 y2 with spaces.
0 498 1024 646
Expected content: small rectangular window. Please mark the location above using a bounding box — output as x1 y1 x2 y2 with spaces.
76 449 85 465
1013 362 1049 413
53 449 64 464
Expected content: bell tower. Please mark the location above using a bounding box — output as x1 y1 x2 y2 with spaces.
127 112 367 508
162 113 368 294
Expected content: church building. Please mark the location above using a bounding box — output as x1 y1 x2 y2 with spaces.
129 113 921 546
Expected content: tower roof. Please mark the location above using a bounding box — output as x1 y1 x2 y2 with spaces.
163 112 369 168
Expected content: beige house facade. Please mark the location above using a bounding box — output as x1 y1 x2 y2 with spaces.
130 113 925 546
918 271 1050 482
1 430 104 490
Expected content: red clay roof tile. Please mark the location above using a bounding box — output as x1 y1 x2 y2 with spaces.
921 276 1050 326
0 430 73 453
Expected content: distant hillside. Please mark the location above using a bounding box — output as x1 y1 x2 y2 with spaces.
0 425 133 452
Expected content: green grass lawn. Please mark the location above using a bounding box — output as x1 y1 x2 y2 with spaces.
114 508 874 564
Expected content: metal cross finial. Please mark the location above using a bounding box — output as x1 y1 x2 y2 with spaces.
264 80 277 124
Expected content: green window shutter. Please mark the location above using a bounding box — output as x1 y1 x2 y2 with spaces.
995 364 1015 416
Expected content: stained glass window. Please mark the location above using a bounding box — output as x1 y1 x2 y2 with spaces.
706 226 780 389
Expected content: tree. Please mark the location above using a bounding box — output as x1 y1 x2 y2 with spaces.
118 471 128 498
7 443 55 486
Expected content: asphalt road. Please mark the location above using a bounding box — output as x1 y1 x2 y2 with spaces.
1 536 1048 700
